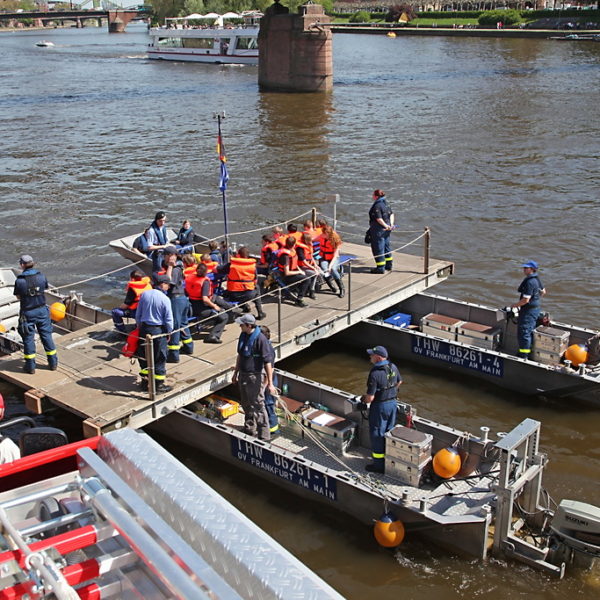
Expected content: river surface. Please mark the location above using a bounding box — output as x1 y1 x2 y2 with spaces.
1 24 599 599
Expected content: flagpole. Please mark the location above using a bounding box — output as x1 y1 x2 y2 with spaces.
214 111 230 263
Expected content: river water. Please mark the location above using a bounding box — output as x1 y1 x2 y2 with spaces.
1 24 599 599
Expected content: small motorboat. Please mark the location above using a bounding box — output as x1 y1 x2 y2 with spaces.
35 40 54 47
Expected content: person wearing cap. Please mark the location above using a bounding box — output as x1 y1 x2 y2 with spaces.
135 274 174 394
13 255 58 375
368 189 394 274
147 211 169 271
162 247 194 362
363 346 402 473
511 260 546 359
232 314 276 441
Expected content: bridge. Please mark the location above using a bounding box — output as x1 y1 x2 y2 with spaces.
0 9 148 32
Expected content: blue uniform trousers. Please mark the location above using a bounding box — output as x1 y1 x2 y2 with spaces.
137 323 167 383
18 306 57 371
111 307 136 332
264 373 279 434
369 399 397 469
370 229 392 272
168 296 193 361
518 305 540 357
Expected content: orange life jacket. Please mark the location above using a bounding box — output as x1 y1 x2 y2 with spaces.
183 265 197 277
126 277 152 310
276 248 298 272
295 241 313 267
318 235 338 262
227 257 257 292
122 327 140 358
260 241 279 266
186 274 212 301
202 260 218 274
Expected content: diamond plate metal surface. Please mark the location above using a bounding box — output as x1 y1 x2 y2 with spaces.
100 429 344 600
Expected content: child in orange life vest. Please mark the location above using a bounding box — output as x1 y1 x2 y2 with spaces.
112 269 152 333
181 254 198 278
223 246 266 320
296 232 320 300
272 226 285 247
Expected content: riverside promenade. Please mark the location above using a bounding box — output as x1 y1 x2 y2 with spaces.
331 24 600 39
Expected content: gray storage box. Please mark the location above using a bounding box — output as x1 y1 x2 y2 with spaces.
456 322 501 350
532 348 563 365
385 455 430 487
385 425 432 465
301 409 357 453
534 326 570 354
420 313 464 341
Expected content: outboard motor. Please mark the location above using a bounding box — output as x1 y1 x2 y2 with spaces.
548 499 600 569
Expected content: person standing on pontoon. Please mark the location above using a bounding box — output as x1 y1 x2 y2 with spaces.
368 189 394 274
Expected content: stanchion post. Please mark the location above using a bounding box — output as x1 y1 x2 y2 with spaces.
311 207 317 228
146 334 156 403
423 227 430 274
347 261 352 323
277 288 282 345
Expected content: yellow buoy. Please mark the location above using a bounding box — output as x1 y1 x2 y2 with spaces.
387 32 397 38
373 512 405 548
564 344 588 367
0 323 6 333
433 447 462 479
49 302 67 322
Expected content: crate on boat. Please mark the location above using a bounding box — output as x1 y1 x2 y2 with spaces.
420 313 464 341
534 326 570 354
385 455 431 487
385 425 432 465
456 322 501 350
301 409 357 453
196 395 240 420
384 312 412 329
532 348 563 365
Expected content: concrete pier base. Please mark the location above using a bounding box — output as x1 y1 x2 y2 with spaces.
258 4 332 93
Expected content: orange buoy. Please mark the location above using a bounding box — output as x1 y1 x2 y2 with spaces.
49 302 67 322
373 512 405 548
433 447 461 479
122 327 141 358
564 344 588 368
0 323 6 333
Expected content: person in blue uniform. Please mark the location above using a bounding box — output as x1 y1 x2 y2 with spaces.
136 274 174 393
511 260 546 359
162 247 194 362
363 346 402 473
260 325 280 437
232 314 276 441
368 189 394 274
146 211 169 271
13 255 58 375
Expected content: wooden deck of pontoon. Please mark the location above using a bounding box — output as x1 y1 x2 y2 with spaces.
0 242 453 437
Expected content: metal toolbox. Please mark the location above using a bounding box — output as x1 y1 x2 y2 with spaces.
301 409 357 453
385 425 432 465
384 455 430 487
420 313 464 341
532 348 563 365
533 326 570 354
456 322 501 350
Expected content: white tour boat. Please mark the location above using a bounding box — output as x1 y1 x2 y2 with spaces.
147 12 261 65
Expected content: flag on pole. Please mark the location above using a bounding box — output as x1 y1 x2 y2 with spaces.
219 161 229 192
217 133 228 191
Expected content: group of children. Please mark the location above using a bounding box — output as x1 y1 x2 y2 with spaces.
117 215 345 345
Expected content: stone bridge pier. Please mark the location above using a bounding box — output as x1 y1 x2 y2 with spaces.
258 4 332 93
108 10 140 33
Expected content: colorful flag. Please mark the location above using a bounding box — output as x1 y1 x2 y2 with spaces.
219 161 229 192
216 134 227 163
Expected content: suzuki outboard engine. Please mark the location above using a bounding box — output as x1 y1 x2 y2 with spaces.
548 499 600 569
